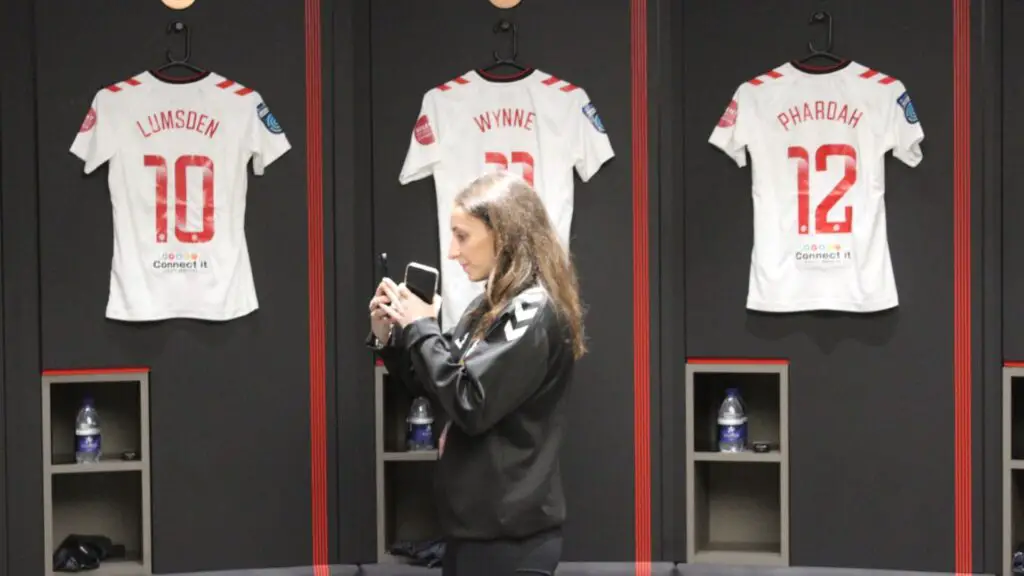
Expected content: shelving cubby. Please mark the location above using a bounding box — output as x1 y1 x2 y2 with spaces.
375 363 447 563
1002 365 1024 576
41 369 152 576
685 360 789 567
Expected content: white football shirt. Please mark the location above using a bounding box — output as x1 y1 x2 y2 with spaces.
70 71 291 322
399 68 615 329
709 60 924 313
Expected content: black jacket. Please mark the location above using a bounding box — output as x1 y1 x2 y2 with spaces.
374 285 574 541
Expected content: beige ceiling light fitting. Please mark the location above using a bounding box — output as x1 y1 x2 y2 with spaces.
490 0 521 8
162 0 196 10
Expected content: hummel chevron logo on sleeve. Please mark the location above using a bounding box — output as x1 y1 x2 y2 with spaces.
503 288 545 342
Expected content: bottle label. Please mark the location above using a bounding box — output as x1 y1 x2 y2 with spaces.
76 433 101 454
719 423 747 445
409 423 433 448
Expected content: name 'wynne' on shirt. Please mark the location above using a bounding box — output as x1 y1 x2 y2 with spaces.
776 100 863 132
473 107 536 133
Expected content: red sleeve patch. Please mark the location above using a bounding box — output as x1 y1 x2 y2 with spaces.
79 107 97 133
717 100 738 128
414 115 435 145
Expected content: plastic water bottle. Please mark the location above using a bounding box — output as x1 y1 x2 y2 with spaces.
407 397 434 451
717 388 747 452
75 396 102 464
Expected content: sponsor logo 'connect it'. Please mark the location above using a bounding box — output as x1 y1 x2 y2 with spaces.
257 102 283 134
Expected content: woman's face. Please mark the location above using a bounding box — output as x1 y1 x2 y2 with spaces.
448 205 497 282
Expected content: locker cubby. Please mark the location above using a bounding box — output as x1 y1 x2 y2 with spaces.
691 461 782 562
375 364 446 562
1003 367 1024 575
691 372 782 455
42 369 152 576
685 361 789 567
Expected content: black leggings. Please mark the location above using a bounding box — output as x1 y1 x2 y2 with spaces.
441 528 562 576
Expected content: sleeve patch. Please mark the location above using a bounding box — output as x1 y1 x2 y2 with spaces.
414 114 436 145
897 92 918 124
257 102 283 134
79 107 97 133
582 102 606 134
717 99 738 128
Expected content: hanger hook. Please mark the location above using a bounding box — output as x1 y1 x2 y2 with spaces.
807 10 833 54
165 21 191 63
491 19 517 63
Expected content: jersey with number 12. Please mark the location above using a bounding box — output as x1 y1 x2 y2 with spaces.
709 61 924 313
70 71 291 322
400 69 615 330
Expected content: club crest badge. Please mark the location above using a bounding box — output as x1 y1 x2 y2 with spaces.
718 100 738 128
257 102 283 134
79 107 97 133
897 91 918 124
582 102 605 134
414 115 436 145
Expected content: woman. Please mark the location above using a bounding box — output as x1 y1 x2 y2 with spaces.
367 171 586 576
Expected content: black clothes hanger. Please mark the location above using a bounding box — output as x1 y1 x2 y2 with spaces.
480 19 528 75
795 11 846 68
152 21 207 79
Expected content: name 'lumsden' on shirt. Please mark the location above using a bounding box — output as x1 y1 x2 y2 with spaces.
473 107 536 133
136 109 221 139
776 100 863 131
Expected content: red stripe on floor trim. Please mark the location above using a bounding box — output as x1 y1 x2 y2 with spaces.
952 0 972 573
305 0 328 574
630 0 650 572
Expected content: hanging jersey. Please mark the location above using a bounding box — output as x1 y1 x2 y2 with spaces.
400 68 614 329
709 60 924 313
70 71 291 322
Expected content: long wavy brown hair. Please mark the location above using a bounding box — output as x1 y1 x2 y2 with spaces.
454 171 587 359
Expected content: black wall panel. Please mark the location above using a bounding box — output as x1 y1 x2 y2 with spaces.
1002 2 1024 361
0 0 8 565
332 0 379 563
679 1 955 571
368 0 636 561
981 0 1004 572
1 0 43 573
27 1 317 573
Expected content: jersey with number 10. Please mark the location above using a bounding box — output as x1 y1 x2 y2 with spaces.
70 71 291 322
709 61 924 313
400 69 615 330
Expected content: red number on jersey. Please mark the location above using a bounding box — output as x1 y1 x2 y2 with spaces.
788 144 856 235
484 150 535 187
145 154 216 244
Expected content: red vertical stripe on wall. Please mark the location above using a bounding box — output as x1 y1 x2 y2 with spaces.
630 0 651 573
952 0 972 573
305 0 329 574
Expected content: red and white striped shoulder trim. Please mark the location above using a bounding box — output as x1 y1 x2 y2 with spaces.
436 75 470 91
747 69 784 87
215 78 254 96
540 75 578 93
104 76 143 92
858 69 898 85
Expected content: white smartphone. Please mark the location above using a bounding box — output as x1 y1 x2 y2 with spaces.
404 262 439 303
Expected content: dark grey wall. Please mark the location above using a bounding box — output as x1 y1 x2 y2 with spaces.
0 5 7 566
1 0 42 575
367 0 638 561
676 1 958 572
0 0 336 573
1002 4 1024 362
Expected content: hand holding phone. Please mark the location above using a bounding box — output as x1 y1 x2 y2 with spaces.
376 262 440 328
404 262 439 304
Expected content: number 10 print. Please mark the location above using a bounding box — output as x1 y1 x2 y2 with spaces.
144 154 215 244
